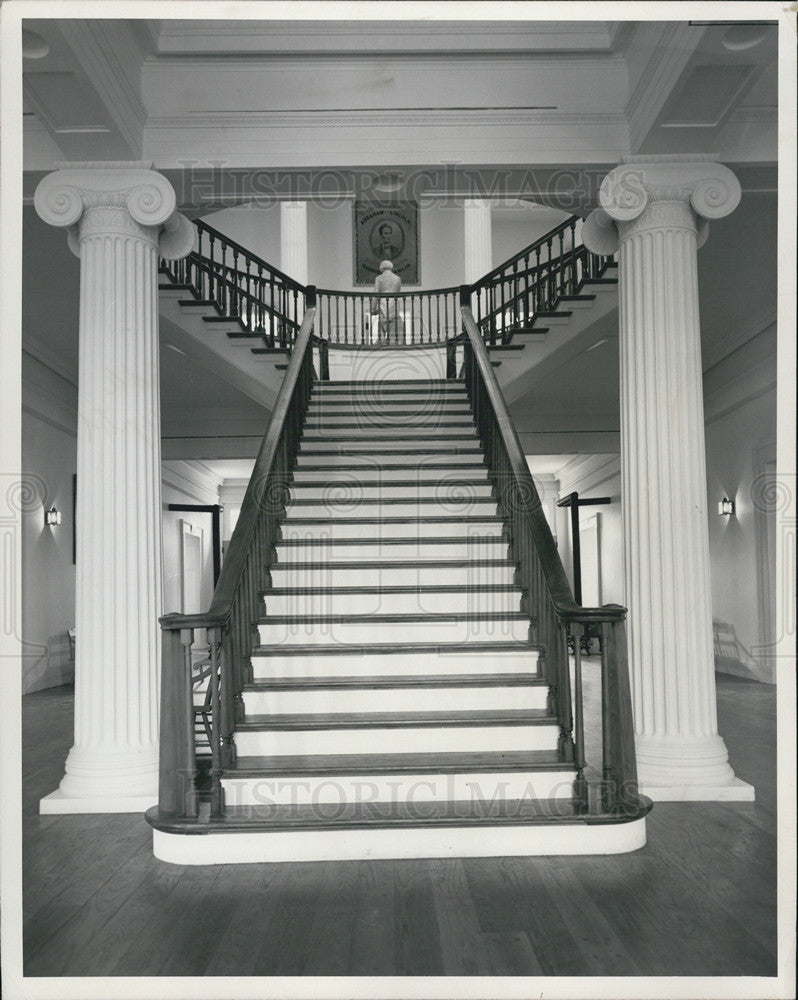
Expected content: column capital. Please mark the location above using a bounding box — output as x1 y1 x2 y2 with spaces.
34 161 193 261
582 157 741 255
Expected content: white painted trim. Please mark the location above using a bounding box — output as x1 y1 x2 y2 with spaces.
40 789 156 814
152 817 647 865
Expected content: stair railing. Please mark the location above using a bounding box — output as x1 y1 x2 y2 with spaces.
469 216 614 345
459 287 644 818
150 290 318 828
159 218 307 348
314 285 461 345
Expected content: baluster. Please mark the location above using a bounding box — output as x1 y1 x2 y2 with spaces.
231 248 239 316
207 627 225 819
180 627 198 818
570 621 588 812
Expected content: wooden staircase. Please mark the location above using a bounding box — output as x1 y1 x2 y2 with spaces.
148 229 649 865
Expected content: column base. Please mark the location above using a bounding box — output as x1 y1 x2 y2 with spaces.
639 777 755 802
635 732 755 801
40 787 157 814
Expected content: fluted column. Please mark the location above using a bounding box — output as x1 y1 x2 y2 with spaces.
583 156 753 800
35 162 193 813
463 199 493 283
280 200 308 285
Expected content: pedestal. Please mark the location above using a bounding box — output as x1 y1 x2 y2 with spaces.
34 162 193 813
583 156 754 801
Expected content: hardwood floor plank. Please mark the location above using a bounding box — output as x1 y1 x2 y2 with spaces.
348 860 397 976
483 930 544 976
299 860 361 975
249 861 328 976
393 860 445 975
204 864 285 977
429 858 492 975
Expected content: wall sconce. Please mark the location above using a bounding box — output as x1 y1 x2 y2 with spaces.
44 506 61 526
718 497 735 516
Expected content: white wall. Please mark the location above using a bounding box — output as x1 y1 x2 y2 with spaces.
704 324 778 683
20 392 77 694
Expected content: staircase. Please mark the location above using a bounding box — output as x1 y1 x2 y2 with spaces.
148 288 650 865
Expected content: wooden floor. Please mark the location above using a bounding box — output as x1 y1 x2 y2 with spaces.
21 668 778 979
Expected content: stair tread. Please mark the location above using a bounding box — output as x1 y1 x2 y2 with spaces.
283 515 504 523
257 611 529 624
278 535 507 546
238 708 553 730
289 479 491 487
271 559 512 570
252 640 542 656
293 463 486 471
285 498 495 507
244 672 543 691
263 584 519 595
227 749 566 775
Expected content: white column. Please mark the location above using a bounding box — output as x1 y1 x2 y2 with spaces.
34 162 193 813
583 156 753 801
280 200 308 285
463 199 493 283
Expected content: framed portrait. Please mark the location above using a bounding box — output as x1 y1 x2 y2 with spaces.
353 202 419 285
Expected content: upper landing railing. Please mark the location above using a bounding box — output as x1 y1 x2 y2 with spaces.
159 214 615 349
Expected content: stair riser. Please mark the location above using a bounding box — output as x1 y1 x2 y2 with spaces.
304 423 475 435
154 820 648 865
251 650 541 679
275 540 509 561
262 591 522 616
221 770 574 806
290 468 490 484
269 566 516 588
299 439 477 452
280 522 504 539
234 723 557 756
242 684 547 714
256 619 530 645
304 415 473 427
284 501 498 519
289 483 494 500
305 405 473 417
295 453 481 467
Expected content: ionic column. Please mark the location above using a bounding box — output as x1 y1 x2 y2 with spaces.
583 156 753 800
35 161 193 813
463 199 493 283
280 200 308 285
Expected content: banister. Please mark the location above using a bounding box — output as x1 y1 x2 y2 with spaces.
470 215 578 289
159 299 317 636
459 299 623 625
195 218 306 293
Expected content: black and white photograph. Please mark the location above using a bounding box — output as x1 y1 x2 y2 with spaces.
0 2 795 999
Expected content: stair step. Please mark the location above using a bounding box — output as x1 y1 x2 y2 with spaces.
222 751 574 806
305 405 473 415
295 450 483 466
299 435 478 450
151 800 649 864
283 498 498 520
291 463 487 481
257 612 531 645
261 584 521 616
275 536 509 561
280 516 504 539
302 417 476 441
250 640 541 679
288 481 494 500
269 561 515 588
242 674 546 714
234 708 557 756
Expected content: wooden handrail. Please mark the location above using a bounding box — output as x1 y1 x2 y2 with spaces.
459 292 641 816
196 218 305 294
460 299 622 624
153 293 318 822
471 215 578 289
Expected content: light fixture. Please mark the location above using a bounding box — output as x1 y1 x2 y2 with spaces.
44 505 61 526
718 497 735 516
